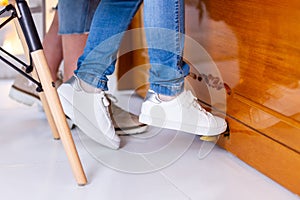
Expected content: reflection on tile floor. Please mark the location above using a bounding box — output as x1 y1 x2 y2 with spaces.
0 79 299 200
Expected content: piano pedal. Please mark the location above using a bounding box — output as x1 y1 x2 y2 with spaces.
199 121 230 142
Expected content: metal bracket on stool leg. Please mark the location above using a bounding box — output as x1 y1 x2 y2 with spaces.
0 4 42 92
0 4 16 27
15 0 43 52
0 47 43 92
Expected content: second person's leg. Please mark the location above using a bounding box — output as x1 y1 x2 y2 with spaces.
139 0 227 136
58 0 100 82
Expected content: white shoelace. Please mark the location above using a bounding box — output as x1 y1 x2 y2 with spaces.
186 91 213 118
100 93 110 107
98 92 113 124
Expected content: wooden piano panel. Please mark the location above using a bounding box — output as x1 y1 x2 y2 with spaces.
117 1 300 195
185 0 300 195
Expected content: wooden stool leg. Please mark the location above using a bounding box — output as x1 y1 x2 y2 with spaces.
13 18 60 140
32 69 61 139
13 0 87 185
38 93 61 139
31 50 87 185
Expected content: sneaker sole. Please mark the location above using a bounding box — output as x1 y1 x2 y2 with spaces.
139 114 227 136
9 85 41 107
58 92 120 149
115 124 148 136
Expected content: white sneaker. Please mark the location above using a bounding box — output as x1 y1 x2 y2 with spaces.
9 73 75 127
9 74 145 134
107 95 148 135
139 90 227 136
9 74 42 107
57 76 120 149
9 72 63 106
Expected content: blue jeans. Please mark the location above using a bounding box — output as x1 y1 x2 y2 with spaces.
75 0 189 96
58 0 100 34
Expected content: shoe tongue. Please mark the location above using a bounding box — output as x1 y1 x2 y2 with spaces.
187 90 197 98
182 90 197 104
78 79 103 93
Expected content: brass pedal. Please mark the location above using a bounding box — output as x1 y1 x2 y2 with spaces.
199 121 230 142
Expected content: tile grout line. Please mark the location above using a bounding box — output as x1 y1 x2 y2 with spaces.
139 153 193 200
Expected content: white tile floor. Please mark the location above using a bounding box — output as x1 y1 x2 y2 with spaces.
0 79 299 200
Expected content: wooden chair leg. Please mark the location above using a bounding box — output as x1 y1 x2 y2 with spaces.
31 50 87 185
12 0 87 185
33 71 61 140
13 18 60 139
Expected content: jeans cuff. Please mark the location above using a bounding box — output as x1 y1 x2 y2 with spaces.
150 82 184 96
75 72 108 91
